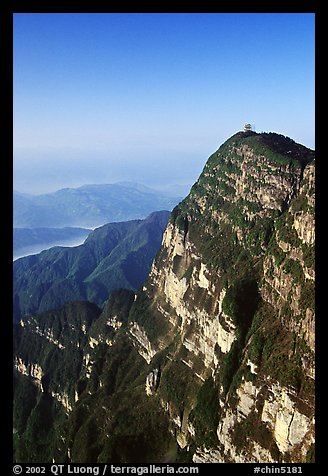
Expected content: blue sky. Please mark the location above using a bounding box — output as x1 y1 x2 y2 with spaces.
13 13 315 194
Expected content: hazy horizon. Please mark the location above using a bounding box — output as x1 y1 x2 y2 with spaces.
13 176 193 197
14 13 315 196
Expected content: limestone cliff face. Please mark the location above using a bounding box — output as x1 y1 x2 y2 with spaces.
13 301 102 417
130 132 315 463
14 356 44 391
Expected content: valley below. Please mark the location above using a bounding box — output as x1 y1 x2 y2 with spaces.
13 227 92 260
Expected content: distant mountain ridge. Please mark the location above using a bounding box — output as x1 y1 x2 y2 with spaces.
14 182 181 228
13 211 170 322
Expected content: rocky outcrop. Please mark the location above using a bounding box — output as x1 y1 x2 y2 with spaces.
51 390 73 413
145 368 160 396
213 376 314 463
261 383 313 455
130 321 158 364
14 357 44 391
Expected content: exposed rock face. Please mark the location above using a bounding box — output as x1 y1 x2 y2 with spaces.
145 368 160 396
14 357 44 391
214 377 314 463
236 380 259 418
51 391 73 414
261 383 313 454
130 321 158 364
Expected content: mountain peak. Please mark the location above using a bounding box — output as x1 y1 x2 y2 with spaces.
225 130 314 166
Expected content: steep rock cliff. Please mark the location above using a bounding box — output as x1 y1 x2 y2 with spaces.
129 131 315 463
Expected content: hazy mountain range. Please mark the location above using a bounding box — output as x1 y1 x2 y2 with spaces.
14 182 182 229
